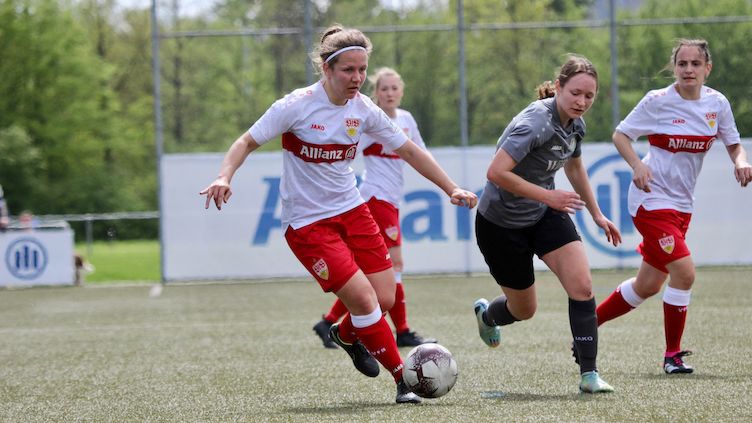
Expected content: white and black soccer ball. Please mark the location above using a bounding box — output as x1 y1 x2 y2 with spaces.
402 343 458 398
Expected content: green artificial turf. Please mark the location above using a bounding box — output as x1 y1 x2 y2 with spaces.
1 267 750 422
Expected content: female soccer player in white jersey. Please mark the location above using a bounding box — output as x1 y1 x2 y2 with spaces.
473 55 621 394
312 67 438 349
595 39 752 374
200 25 477 404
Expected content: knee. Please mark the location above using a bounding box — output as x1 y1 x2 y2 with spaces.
392 260 404 273
512 303 536 321
378 294 395 312
669 268 695 290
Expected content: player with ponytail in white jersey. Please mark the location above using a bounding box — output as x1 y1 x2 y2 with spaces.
312 67 438 350
200 24 477 404
596 38 752 374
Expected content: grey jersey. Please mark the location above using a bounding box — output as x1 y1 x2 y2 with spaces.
478 97 585 228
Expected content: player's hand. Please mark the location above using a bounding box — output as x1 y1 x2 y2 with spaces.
734 162 752 187
450 188 478 208
546 190 585 214
200 177 232 210
593 215 622 247
632 162 653 193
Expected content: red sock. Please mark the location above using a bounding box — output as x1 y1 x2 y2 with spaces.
354 316 405 382
389 284 409 333
324 298 348 324
337 313 357 344
663 302 688 355
596 288 634 326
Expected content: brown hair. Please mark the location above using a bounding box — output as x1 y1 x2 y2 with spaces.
536 54 598 100
311 24 373 73
667 38 712 69
369 67 403 106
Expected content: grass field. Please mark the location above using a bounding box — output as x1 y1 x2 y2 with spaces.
75 240 160 283
1 267 751 422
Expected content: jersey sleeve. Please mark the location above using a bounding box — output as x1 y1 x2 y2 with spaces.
615 92 658 141
404 111 427 150
500 110 550 163
363 100 408 151
716 94 741 146
248 95 297 145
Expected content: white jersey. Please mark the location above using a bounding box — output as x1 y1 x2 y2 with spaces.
616 84 740 215
249 81 408 229
358 108 427 207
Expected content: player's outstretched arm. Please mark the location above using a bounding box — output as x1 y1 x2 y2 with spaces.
200 132 261 210
395 140 477 208
726 143 752 187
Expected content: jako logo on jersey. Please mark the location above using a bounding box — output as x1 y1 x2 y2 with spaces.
385 226 399 241
312 258 329 280
345 118 360 139
672 118 686 124
659 235 675 254
310 124 325 131
5 237 48 280
575 153 640 258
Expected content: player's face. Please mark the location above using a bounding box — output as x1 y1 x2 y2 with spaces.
673 46 712 97
323 50 368 105
375 75 404 115
555 73 597 124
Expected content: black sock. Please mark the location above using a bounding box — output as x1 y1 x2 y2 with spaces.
486 296 520 326
569 297 598 374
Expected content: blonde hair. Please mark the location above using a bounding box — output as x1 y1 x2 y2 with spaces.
665 38 712 73
311 24 372 74
368 67 404 106
536 54 598 100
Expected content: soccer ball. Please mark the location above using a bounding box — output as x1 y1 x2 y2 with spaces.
402 343 458 398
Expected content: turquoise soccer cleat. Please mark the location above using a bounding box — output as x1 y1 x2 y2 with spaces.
473 298 501 348
579 370 615 393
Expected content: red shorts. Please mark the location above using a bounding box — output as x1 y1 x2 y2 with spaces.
365 197 401 249
632 206 692 273
284 203 392 292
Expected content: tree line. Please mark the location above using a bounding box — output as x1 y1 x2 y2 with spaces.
1 0 750 239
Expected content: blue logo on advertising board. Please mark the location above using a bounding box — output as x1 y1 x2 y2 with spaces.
575 153 640 258
5 237 48 280
251 177 477 245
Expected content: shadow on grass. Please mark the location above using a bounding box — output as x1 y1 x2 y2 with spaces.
479 391 585 402
281 400 446 416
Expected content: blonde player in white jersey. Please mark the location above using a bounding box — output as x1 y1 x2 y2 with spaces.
595 38 752 374
312 67 438 349
200 25 477 404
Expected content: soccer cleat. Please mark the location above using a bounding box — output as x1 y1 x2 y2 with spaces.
579 370 615 393
664 350 694 374
312 318 338 349
396 330 438 347
396 379 422 404
328 323 380 378
473 298 501 348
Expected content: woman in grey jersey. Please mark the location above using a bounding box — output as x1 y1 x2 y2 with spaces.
472 55 621 394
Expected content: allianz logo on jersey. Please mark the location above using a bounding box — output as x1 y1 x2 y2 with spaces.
5 237 48 280
574 153 640 258
250 176 480 245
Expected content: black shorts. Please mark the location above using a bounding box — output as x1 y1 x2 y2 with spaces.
475 208 581 290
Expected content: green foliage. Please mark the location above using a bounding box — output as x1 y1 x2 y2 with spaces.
2 0 752 220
